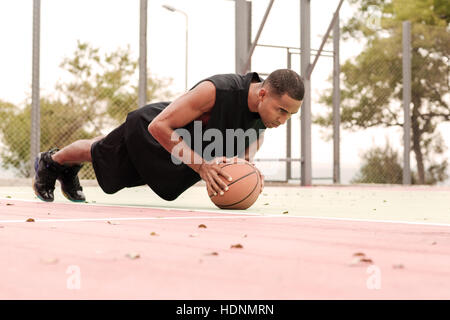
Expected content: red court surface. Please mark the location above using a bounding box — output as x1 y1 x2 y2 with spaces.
1 198 450 299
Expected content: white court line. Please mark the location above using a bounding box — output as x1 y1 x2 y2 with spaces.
0 215 270 224
2 197 450 228
1 214 450 228
0 196 261 216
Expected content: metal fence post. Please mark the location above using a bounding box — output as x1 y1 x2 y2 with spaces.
402 21 412 185
235 0 251 74
286 50 292 181
138 0 148 108
300 0 312 186
30 0 41 176
332 13 340 184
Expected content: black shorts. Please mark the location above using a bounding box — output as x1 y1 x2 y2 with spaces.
91 122 145 194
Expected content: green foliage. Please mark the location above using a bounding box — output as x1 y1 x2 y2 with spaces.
57 41 173 125
351 143 403 184
434 0 450 23
0 100 31 177
0 99 94 177
352 142 448 184
0 42 174 178
316 0 450 184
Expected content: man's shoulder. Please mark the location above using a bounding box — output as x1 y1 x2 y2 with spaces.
203 73 246 90
194 72 261 92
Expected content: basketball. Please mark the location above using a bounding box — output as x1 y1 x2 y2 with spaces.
208 160 262 210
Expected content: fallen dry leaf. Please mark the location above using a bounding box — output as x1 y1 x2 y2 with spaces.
26 218 35 222
40 257 59 265
205 252 219 256
107 221 119 225
126 252 140 260
349 256 374 267
282 211 289 214
6 203 13 206
150 232 159 236
230 244 243 249
349 258 362 266
353 252 366 257
198 224 207 229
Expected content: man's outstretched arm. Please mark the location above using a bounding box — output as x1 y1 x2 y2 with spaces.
148 81 232 197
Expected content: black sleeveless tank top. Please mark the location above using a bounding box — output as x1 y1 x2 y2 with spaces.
123 72 266 201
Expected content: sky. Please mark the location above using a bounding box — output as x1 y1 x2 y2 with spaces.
0 0 449 184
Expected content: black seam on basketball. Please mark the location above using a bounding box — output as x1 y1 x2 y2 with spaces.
208 170 255 199
219 169 259 208
227 170 255 187
220 177 258 207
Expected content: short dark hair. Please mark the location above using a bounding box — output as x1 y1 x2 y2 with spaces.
263 69 305 101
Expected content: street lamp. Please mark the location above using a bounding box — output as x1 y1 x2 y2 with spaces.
162 4 188 92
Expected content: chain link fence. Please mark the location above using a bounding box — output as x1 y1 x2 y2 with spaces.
1 44 145 179
329 21 450 185
0 1 173 180
0 1 448 186
408 23 450 185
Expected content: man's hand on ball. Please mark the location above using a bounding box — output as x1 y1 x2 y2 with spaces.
198 157 232 197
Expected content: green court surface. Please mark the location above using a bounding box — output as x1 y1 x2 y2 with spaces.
1 179 449 225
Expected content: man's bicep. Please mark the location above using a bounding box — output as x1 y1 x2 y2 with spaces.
149 81 216 130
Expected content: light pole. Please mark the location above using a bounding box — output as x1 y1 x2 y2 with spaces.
162 4 188 92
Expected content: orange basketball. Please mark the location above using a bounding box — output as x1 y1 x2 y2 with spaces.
208 160 262 210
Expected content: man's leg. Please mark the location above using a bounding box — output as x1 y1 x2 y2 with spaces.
33 136 104 202
52 136 104 165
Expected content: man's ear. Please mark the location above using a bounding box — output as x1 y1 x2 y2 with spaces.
258 87 268 100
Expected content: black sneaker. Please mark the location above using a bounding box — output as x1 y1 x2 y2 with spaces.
32 149 64 202
58 164 86 202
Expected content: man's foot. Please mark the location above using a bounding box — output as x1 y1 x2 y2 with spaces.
32 149 64 202
58 164 86 202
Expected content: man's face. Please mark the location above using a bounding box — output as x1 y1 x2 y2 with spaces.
257 87 302 129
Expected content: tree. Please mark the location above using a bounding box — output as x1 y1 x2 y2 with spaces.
0 42 174 178
352 141 448 185
316 0 450 184
351 143 403 184
0 98 94 177
56 41 173 128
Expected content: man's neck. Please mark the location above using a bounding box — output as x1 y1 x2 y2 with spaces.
248 82 262 113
